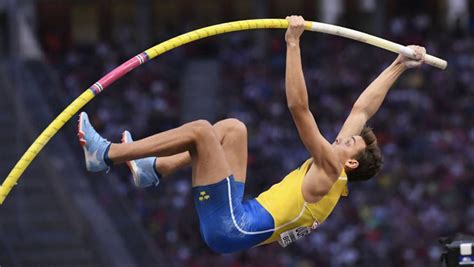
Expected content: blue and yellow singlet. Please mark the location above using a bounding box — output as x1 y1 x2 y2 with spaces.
256 159 349 245
192 159 349 253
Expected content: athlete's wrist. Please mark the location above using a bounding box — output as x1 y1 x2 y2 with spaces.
391 59 408 72
286 40 300 48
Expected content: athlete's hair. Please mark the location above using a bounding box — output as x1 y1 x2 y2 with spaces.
346 126 383 182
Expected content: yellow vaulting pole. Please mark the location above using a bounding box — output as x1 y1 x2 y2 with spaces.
0 19 447 205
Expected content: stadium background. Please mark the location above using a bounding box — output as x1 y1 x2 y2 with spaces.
0 0 473 266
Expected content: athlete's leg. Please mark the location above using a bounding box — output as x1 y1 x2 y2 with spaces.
154 152 190 177
212 119 247 182
109 119 231 186
156 119 248 182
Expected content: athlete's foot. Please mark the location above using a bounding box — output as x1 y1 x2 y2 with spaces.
121 130 161 187
77 112 111 172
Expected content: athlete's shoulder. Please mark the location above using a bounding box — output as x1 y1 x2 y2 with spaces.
301 160 345 202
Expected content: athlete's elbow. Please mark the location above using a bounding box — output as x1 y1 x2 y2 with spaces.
350 105 371 121
351 103 368 116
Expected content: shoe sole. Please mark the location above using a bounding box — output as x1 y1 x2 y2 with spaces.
121 131 139 182
77 113 86 147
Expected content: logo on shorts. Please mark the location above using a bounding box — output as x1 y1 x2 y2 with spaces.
198 191 210 201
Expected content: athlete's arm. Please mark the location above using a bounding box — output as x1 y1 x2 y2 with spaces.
336 46 426 139
285 16 340 178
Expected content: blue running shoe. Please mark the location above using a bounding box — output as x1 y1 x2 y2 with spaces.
77 112 111 172
121 130 160 187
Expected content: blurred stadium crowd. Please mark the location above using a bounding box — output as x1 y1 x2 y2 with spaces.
42 10 474 267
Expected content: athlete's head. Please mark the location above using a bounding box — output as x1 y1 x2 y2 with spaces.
333 126 383 182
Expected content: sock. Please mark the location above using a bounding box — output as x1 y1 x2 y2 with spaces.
103 143 114 167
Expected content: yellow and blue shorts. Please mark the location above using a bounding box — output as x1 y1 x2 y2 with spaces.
192 175 274 253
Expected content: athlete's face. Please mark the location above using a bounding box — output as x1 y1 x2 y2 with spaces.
332 135 366 169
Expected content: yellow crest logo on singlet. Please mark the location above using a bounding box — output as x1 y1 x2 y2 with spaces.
199 191 210 201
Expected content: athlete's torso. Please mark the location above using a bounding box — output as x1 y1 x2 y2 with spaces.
255 159 348 245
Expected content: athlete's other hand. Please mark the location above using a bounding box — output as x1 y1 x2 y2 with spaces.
396 45 426 69
285 15 306 45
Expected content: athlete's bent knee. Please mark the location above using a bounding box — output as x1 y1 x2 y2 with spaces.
189 120 216 141
226 118 247 134
216 118 247 138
